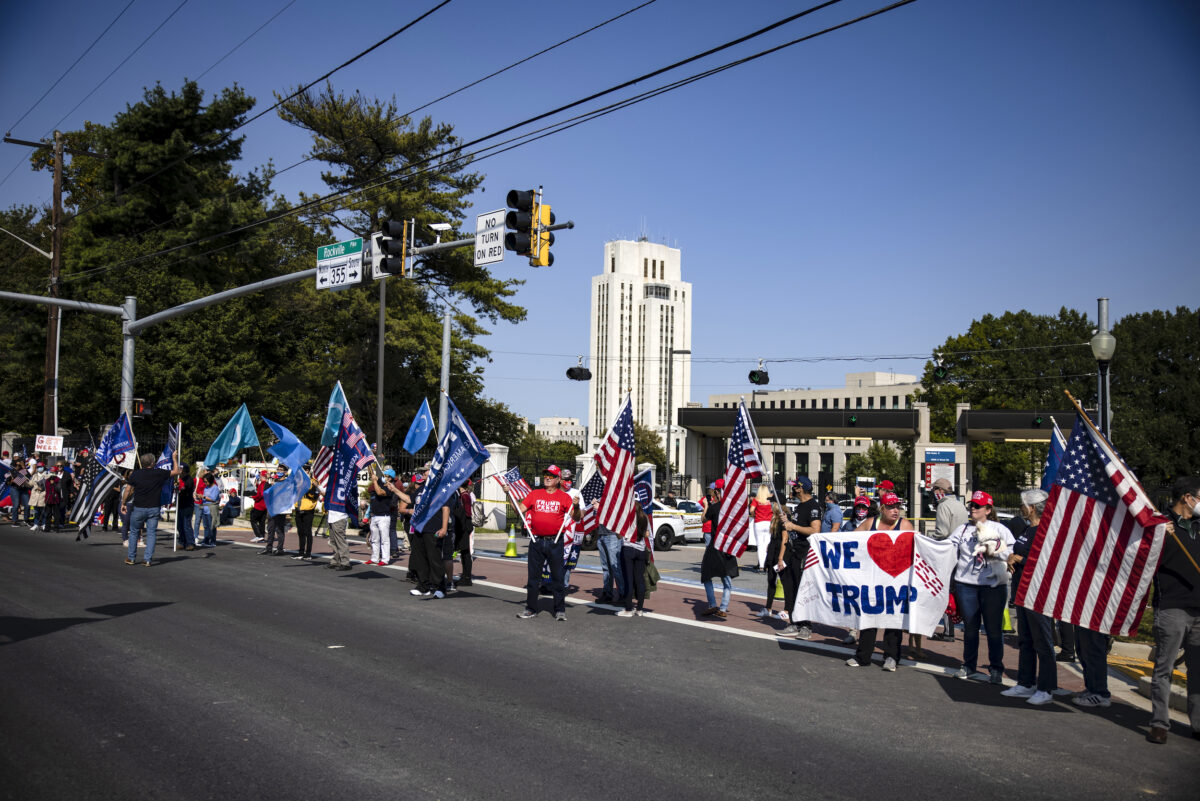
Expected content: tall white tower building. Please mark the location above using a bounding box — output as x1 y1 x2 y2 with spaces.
588 239 692 462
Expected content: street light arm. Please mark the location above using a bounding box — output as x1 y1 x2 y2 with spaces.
0 225 52 259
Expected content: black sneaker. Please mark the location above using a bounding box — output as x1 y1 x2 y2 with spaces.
458 577 473 587
258 548 272 555
989 668 1004 685
1055 652 1076 663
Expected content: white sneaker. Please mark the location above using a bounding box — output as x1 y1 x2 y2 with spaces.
616 610 635 618
1051 687 1074 696
775 610 790 621
1001 684 1036 698
845 658 862 667
634 610 646 617
953 667 971 680
882 657 897 672
431 590 445 599
1071 693 1111 708
1027 690 1053 705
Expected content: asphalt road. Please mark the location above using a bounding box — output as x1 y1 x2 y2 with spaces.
0 527 1193 801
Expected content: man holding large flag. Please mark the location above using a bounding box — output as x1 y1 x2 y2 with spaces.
324 406 375 571
1015 412 1170 709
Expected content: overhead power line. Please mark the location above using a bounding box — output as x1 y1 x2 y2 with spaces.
58 0 915 286
195 0 298 81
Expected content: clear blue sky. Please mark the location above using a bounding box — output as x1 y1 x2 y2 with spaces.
3 0 1197 428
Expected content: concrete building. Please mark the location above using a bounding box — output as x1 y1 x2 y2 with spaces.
534 417 588 450
706 371 923 491
588 238 692 468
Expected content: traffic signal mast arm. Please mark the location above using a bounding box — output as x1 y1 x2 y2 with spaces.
415 220 574 258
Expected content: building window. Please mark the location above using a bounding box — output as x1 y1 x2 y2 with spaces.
822 399 828 410
790 400 795 409
893 395 900 409
800 399 807 409
611 257 615 273
643 258 648 277
845 398 850 409
833 398 839 409
856 397 863 409
868 397 875 409
770 400 775 409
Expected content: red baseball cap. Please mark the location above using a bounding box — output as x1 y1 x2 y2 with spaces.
880 491 901 507
971 490 994 507
854 495 870 507
714 478 725 489
879 480 895 491
543 465 561 477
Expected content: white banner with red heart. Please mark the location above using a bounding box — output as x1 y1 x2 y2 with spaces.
793 531 957 636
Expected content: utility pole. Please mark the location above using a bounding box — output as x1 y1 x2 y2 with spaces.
42 131 63 435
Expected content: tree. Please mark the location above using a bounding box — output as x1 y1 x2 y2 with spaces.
633 422 668 476
276 85 526 447
1109 306 1199 486
914 308 1096 490
509 431 582 467
842 442 906 491
0 205 54 434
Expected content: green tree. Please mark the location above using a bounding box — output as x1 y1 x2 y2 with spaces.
842 442 906 490
0 205 54 434
276 85 526 447
1109 306 1199 486
633 422 668 475
509 431 582 466
914 308 1096 489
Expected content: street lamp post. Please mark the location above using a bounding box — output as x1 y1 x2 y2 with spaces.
1090 297 1116 439
663 348 690 498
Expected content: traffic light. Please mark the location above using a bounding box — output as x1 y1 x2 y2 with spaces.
132 398 151 418
1032 415 1044 428
376 219 407 275
848 414 858 426
933 364 949 381
533 202 555 267
566 356 590 381
505 189 535 256
748 370 769 385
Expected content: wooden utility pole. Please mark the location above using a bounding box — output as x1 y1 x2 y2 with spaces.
42 131 63 436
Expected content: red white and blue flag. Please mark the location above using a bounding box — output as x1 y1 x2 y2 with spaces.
310 446 333 493
713 400 764 557
325 409 376 515
577 471 606 534
595 395 636 539
1015 415 1169 636
500 466 532 501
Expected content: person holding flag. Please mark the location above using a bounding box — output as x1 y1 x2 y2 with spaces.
517 466 581 621
120 452 181 566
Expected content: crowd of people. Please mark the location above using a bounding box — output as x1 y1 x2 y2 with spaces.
3 447 1197 744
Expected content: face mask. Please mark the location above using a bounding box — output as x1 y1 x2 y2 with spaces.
1192 499 1200 518
36 467 44 473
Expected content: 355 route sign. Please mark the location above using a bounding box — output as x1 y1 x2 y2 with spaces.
316 237 364 291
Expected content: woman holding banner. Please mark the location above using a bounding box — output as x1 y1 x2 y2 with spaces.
949 491 1015 684
846 491 914 671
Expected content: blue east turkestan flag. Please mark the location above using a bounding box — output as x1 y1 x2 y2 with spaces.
155 423 181 506
632 468 654 515
95 412 136 467
204 403 259 468
265 469 311 517
403 398 436 454
262 417 312 473
412 398 489 531
321 381 349 448
1040 417 1068 492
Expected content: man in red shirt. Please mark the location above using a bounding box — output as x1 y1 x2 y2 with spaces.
250 470 269 542
517 465 581 621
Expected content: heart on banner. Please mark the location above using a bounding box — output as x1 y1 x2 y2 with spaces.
867 531 915 577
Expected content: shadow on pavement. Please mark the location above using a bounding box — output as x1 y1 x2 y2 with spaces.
0 601 173 646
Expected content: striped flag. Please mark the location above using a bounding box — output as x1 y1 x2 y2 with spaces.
577 471 606 534
69 454 121 529
500 466 531 501
713 400 764 558
1014 415 1169 636
595 395 636 539
310 446 333 493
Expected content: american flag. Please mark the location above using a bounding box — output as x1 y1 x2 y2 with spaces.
1015 415 1169 636
577 471 606 534
713 401 764 557
595 395 636 539
68 454 121 529
342 410 375 469
310 446 333 493
500 466 531 501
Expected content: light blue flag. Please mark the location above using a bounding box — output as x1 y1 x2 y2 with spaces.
204 403 259 467
262 417 312 473
320 382 349 448
403 398 436 454
265 469 311 517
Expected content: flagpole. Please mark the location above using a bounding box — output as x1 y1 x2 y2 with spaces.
173 422 182 553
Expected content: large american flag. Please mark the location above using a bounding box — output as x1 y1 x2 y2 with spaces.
68 454 122 530
310 446 333 493
577 471 606 534
595 396 637 538
713 401 764 557
1014 415 1169 636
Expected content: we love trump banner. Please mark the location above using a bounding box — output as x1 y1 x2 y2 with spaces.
793 531 957 636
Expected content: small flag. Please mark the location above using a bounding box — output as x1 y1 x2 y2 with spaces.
577 471 605 534
321 381 349 448
403 398 436 454
204 403 259 467
500 466 532 501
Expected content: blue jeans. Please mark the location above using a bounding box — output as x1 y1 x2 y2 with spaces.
957 582 1007 672
127 506 160 563
1074 626 1111 698
11 488 31 523
597 531 626 599
1015 605 1057 691
704 576 734 612
177 506 195 546
195 504 216 545
33 506 46 527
